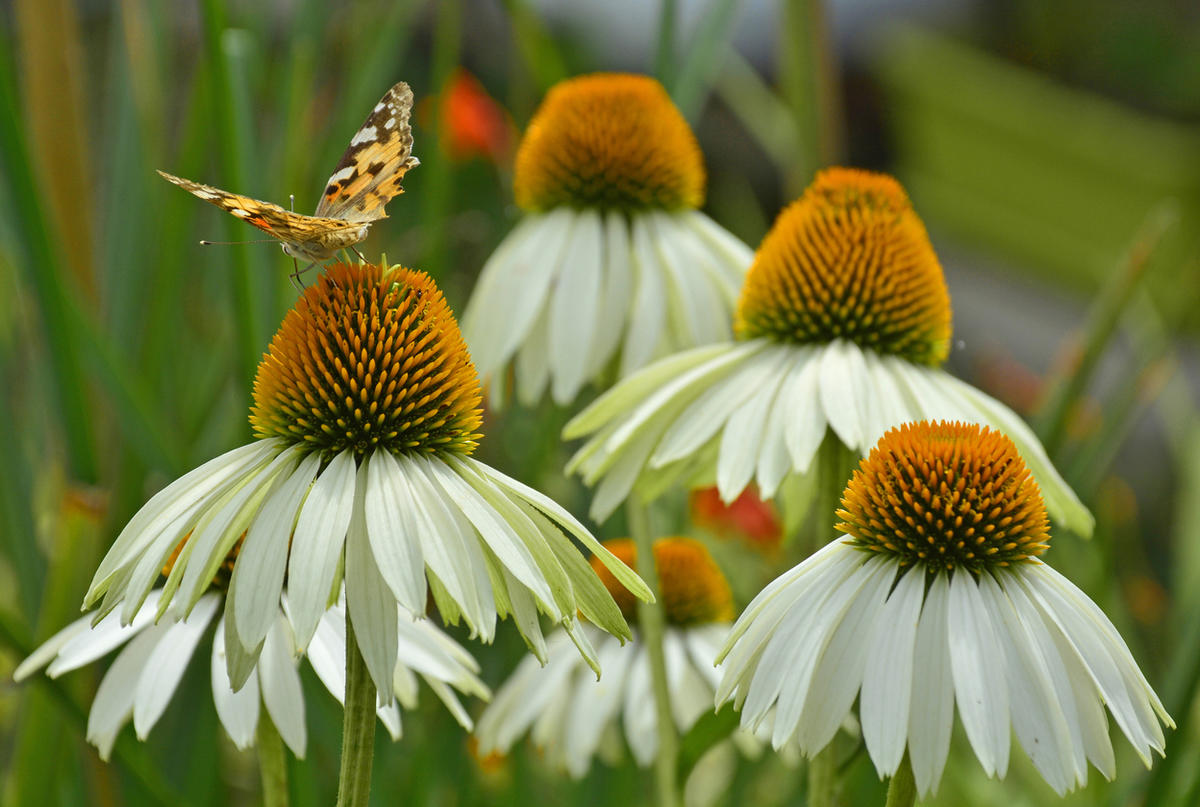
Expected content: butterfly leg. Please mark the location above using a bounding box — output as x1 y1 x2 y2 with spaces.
289 260 318 292
350 246 366 264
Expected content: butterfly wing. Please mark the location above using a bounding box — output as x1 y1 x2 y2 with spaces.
157 170 331 245
313 81 420 223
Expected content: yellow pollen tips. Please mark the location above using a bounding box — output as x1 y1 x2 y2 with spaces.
735 167 952 365
251 262 483 458
590 537 735 626
513 73 705 212
162 531 244 590
837 421 1050 574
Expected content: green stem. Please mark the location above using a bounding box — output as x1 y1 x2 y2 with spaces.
336 612 378 807
628 498 679 807
256 712 289 807
808 743 839 807
884 756 917 807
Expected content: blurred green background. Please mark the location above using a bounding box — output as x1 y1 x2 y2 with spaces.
1 0 1198 805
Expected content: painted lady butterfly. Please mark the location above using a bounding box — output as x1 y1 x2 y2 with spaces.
159 81 418 276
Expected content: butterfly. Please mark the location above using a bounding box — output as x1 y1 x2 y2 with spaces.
158 81 419 280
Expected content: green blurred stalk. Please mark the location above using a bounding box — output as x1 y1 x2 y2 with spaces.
628 499 680 807
257 713 290 807
655 0 677 87
712 51 802 177
501 0 568 94
0 43 98 482
676 704 740 783
419 0 462 280
778 0 843 196
1034 202 1178 458
199 0 275 395
671 0 741 121
884 755 916 807
336 614 378 807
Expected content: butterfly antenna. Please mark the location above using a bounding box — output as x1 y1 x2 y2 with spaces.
351 246 366 264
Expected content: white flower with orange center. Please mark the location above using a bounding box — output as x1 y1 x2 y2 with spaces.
716 421 1171 797
476 537 750 804
462 73 753 407
564 168 1092 538
78 262 651 704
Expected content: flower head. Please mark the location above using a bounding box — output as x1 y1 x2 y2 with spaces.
514 73 704 213
476 537 748 792
717 421 1170 797
81 262 651 701
735 168 951 365
462 73 753 406
563 169 1092 537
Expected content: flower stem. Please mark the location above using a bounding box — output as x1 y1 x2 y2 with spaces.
627 498 679 807
884 755 917 807
256 713 289 807
807 743 838 807
336 612 378 807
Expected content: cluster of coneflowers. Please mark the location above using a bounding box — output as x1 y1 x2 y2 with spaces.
16 71 1169 807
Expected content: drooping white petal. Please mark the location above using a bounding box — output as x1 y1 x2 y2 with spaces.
564 633 634 777
780 350 826 473
514 298 553 407
14 618 90 681
908 573 954 797
132 593 221 738
86 441 283 606
550 208 604 403
463 210 575 380
87 624 167 760
586 211 635 378
716 349 792 501
345 463 399 703
210 619 260 751
650 212 729 348
623 644 658 765
818 340 867 451
683 210 755 285
288 450 357 649
175 451 298 621
947 570 1010 777
362 450 428 615
621 216 668 376
46 590 164 677
860 564 924 774
259 616 307 757
232 452 321 650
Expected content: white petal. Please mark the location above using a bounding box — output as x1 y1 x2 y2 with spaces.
781 350 826 472
564 633 634 776
210 619 260 750
232 452 321 649
620 216 668 376
716 350 792 500
86 441 282 606
623 644 658 765
908 573 955 797
653 346 786 467
549 209 604 403
948 570 1010 777
306 606 348 704
15 617 90 681
259 617 307 757
514 295 552 406
586 211 635 378
423 457 555 612
46 591 164 677
175 451 298 619
401 455 494 636
683 210 755 284
818 341 867 451
650 211 729 348
462 211 574 380
345 462 399 703
132 593 220 737
87 624 167 759
363 450 428 614
288 450 357 649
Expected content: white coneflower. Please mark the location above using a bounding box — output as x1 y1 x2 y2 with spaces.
461 73 753 407
15 577 488 759
80 262 651 703
563 168 1092 538
716 421 1171 797
476 537 750 806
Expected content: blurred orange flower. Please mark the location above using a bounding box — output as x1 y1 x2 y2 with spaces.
426 68 514 164
690 486 781 549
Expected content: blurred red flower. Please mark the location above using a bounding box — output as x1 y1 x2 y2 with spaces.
690 486 781 549
425 68 514 164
